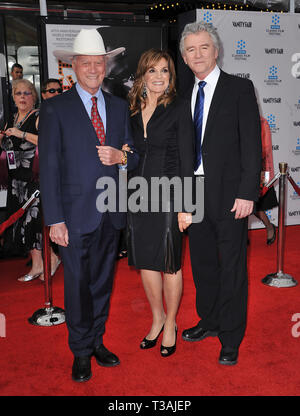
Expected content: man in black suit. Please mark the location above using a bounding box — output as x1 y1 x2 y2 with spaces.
39 29 138 382
179 21 261 365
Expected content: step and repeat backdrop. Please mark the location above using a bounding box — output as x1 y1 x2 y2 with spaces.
180 10 300 228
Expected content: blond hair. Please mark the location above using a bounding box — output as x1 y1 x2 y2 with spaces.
12 79 38 104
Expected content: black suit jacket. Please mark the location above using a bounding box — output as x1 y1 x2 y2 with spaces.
182 70 262 220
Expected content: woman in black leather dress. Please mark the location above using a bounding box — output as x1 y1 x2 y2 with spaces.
127 49 194 357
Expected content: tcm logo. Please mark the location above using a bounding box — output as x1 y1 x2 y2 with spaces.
203 11 213 24
268 65 278 80
292 138 300 156
265 210 272 220
236 40 246 55
266 14 284 35
0 314 5 338
232 40 250 60
265 65 282 85
271 14 280 29
266 114 279 134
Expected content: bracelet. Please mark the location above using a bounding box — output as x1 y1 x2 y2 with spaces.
22 131 27 140
121 150 127 166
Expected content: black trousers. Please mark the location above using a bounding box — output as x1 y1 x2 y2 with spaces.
59 214 120 356
188 211 248 349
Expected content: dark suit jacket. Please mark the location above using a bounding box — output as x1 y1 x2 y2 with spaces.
182 70 262 219
38 85 139 234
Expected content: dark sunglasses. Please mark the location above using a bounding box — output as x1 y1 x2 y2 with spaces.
44 88 63 94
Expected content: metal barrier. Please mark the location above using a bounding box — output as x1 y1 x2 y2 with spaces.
262 162 298 288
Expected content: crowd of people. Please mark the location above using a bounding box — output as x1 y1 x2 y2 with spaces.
0 22 277 382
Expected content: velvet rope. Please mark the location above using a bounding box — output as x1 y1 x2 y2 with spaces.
288 174 300 197
0 192 39 235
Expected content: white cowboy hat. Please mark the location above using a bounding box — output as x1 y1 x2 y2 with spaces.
53 28 125 63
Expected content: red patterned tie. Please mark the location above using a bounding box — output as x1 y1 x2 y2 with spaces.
91 96 105 145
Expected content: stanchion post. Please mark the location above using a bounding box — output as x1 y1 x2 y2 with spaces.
43 224 52 309
277 162 287 274
262 162 297 287
28 221 65 326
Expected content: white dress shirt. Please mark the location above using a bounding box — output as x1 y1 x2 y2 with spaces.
192 65 220 175
75 82 106 132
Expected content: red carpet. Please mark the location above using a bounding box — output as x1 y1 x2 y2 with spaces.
0 226 300 396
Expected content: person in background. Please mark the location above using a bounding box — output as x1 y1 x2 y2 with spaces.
179 21 261 366
0 79 60 281
36 78 64 279
253 116 278 245
11 63 23 81
41 79 63 100
127 49 194 358
8 63 23 116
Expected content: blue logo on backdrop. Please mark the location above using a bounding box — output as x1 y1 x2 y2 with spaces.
267 114 279 134
292 138 300 156
267 114 276 129
268 65 278 80
232 40 250 60
203 12 213 24
271 14 280 29
264 65 282 85
265 210 272 220
236 40 246 55
266 14 284 35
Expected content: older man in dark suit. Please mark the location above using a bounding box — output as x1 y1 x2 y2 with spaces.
179 21 261 365
38 29 138 382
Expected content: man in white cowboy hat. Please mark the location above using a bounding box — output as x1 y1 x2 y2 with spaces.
38 28 139 382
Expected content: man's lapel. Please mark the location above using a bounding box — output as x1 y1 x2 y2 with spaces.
202 71 230 148
102 90 112 146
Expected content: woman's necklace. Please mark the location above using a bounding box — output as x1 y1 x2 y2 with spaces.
13 109 34 129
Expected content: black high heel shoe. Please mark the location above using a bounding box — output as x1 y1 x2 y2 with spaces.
160 326 178 357
140 325 164 349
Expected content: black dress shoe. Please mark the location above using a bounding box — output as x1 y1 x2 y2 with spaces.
140 325 164 349
267 223 276 245
182 323 218 342
94 344 120 367
72 356 92 382
219 347 238 366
